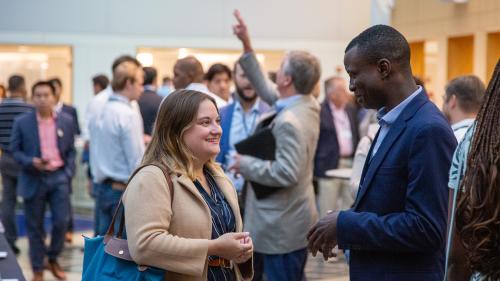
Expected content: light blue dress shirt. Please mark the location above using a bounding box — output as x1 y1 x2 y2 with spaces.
275 95 302 113
225 100 262 192
371 86 422 158
89 93 145 183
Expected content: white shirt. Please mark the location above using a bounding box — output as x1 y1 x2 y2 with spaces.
451 118 475 142
186 83 227 108
83 87 142 141
89 93 145 183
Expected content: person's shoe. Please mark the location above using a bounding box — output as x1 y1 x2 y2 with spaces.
48 261 67 280
32 271 44 281
65 231 73 243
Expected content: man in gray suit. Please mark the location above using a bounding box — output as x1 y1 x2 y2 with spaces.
230 10 321 281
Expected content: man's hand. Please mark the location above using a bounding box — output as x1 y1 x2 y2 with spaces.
232 9 253 53
228 153 243 175
32 157 47 171
307 211 340 260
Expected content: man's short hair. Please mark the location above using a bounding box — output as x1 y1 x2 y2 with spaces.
112 55 140 72
323 76 345 94
445 75 485 113
175 56 204 83
143 67 157 86
48 77 62 88
205 63 232 82
346 25 411 69
92 74 109 90
282 51 321 95
7 74 26 93
112 60 142 92
32 81 56 96
162 76 172 84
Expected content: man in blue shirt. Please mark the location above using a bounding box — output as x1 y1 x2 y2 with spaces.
308 25 457 281
89 57 145 235
217 62 271 193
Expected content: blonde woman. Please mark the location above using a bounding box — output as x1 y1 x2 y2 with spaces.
123 90 253 281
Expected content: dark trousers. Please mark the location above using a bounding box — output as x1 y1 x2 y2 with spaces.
95 183 122 236
91 182 100 236
263 248 308 281
24 170 70 271
252 252 265 281
67 199 73 232
0 154 20 248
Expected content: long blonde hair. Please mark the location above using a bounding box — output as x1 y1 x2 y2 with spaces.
141 89 222 179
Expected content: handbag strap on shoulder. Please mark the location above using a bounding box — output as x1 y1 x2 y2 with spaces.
105 163 174 239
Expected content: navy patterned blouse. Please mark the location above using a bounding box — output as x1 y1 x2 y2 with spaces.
194 169 236 281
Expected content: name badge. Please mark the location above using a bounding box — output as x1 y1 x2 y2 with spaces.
340 130 352 140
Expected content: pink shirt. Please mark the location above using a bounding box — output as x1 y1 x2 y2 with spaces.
329 102 353 157
37 112 64 171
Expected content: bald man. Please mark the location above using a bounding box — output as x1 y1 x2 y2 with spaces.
173 56 227 107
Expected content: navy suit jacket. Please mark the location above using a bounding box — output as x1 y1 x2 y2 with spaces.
10 111 76 200
216 99 271 168
336 91 457 281
61 103 80 135
314 102 359 177
138 89 163 135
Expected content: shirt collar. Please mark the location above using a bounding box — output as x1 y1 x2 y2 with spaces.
54 101 63 112
186 83 210 94
144 85 156 92
329 101 345 112
275 95 302 113
451 118 475 131
235 99 260 114
109 93 131 104
36 110 57 121
3 97 24 103
377 86 422 126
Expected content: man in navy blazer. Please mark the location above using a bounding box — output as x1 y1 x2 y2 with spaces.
308 25 457 281
137 66 163 136
314 77 359 213
11 81 75 281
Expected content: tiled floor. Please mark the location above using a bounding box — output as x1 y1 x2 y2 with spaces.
15 231 349 281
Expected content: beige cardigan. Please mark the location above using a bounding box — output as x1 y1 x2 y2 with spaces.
123 165 253 281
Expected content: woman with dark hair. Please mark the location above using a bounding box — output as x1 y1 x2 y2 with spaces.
447 61 500 281
123 89 253 281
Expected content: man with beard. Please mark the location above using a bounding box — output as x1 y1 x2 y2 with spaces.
217 61 271 189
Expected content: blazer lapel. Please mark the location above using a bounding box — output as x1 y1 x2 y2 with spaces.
175 171 242 231
175 175 209 208
322 102 337 131
353 118 406 209
55 114 64 152
353 90 429 208
31 112 41 156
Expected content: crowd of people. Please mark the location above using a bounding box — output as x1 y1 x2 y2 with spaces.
0 10 498 281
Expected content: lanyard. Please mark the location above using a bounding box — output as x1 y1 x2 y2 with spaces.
241 109 258 137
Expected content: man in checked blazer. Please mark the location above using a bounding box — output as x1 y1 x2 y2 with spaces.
230 11 321 281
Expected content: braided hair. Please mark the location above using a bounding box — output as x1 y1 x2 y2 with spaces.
455 59 500 280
